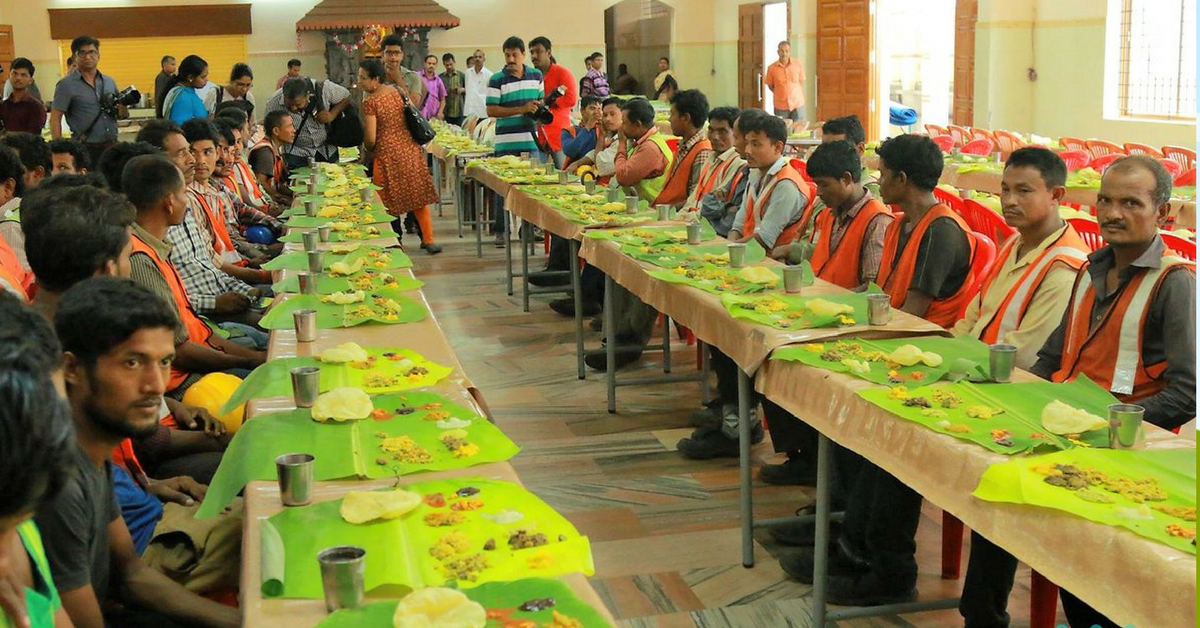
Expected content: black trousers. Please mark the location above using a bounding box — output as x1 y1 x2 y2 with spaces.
959 531 1019 628
547 235 571 271
839 460 923 588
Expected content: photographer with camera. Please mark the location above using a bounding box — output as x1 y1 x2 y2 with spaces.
529 37 576 168
264 76 352 170
51 36 133 168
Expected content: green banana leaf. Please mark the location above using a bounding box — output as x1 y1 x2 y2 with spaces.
258 292 427 330
771 335 990 388
622 239 767 269
217 349 453 415
584 222 717 246
281 200 386 217
858 375 1115 454
316 578 615 628
974 448 1196 554
261 245 412 271
285 210 393 228
279 224 392 243
199 391 520 519
721 286 882 330
272 270 422 295
262 478 593 598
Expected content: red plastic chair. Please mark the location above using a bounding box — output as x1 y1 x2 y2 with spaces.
1123 142 1164 158
933 187 965 214
1175 167 1196 187
1068 218 1104 252
1157 158 1183 178
1089 153 1123 173
993 130 1026 156
947 125 971 147
962 199 1016 245
960 138 995 156
1162 145 1196 171
965 230 998 301
1162 232 1196 261
789 158 814 183
924 123 949 137
666 137 681 156
1057 150 1091 171
1058 136 1088 152
931 134 956 153
1084 139 1126 160
970 128 998 145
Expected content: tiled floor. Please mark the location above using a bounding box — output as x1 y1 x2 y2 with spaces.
409 208 1047 627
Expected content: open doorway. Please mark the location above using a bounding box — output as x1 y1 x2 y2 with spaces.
605 0 673 98
875 0 955 136
761 2 789 111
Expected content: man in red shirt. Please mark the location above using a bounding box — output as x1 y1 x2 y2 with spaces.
529 36 577 168
0 58 48 134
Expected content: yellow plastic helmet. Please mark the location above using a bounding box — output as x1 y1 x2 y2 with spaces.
575 165 597 181
182 373 246 434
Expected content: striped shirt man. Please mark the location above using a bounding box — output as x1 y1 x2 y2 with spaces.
486 65 543 156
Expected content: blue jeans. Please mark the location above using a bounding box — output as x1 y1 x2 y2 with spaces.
219 321 268 350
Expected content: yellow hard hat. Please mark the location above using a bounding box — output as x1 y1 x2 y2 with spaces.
182 372 246 434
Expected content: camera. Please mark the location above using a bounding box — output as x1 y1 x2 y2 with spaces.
101 85 141 116
531 85 567 125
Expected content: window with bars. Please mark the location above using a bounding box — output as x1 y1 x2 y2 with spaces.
1115 0 1196 120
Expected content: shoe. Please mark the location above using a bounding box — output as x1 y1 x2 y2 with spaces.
779 546 868 585
759 456 818 486
584 347 642 371
676 423 764 459
589 316 603 332
549 298 600 317
494 233 506 248
769 518 843 547
689 401 722 428
421 243 443 255
826 572 917 607
529 270 570 287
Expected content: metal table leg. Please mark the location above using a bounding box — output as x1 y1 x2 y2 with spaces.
604 273 616 413
474 182 484 259
505 209 514 297
456 171 465 238
811 434 834 624
520 218 531 311
661 315 672 374
570 240 585 380
700 341 711 405
738 369 754 567
432 157 443 217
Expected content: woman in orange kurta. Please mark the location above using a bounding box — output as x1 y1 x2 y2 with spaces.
358 59 442 254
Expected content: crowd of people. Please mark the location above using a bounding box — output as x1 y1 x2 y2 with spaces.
0 25 1191 628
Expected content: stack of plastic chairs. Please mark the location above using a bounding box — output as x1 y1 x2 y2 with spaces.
924 123 949 137
947 124 971 147
931 135 956 153
960 138 995 156
1058 136 1088 152
1058 150 1091 171
1162 146 1197 171
1084 139 1126 160
1123 142 1164 158
993 130 1026 156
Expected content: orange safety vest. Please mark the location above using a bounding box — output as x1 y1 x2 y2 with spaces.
686 155 743 210
742 163 815 249
877 204 979 328
653 137 712 207
130 232 216 390
111 438 151 488
1051 254 1194 401
809 197 893 289
0 233 30 299
188 186 242 266
250 140 285 188
234 160 270 207
975 224 1089 344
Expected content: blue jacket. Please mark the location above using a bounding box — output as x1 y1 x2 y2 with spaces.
561 125 598 162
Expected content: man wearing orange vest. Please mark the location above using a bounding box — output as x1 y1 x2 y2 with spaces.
249 110 296 208
677 109 814 459
801 134 978 606
684 106 748 236
123 153 265 398
653 89 712 209
0 147 32 299
1025 155 1193 628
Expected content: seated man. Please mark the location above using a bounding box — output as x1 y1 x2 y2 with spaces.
652 89 712 210
0 148 31 298
211 119 281 268
987 155 1193 628
122 153 265 398
215 115 282 225
561 95 602 164
0 293 77 628
248 110 296 208
97 141 159 193
49 138 91 175
683 106 748 237
38 277 242 628
0 132 52 276
676 109 813 459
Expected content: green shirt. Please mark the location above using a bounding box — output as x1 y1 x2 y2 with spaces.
440 70 465 118
0 521 61 628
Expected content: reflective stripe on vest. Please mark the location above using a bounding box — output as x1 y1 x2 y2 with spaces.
251 140 285 184
981 240 1088 343
688 155 733 207
742 164 814 248
654 137 711 207
810 198 892 289
189 188 242 265
631 133 674 203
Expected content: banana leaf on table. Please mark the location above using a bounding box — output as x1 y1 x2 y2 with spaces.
272 270 422 295
771 335 990 388
258 292 426 329
721 286 881 330
261 245 412 271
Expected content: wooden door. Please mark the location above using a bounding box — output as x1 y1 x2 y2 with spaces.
952 0 977 125
737 4 764 110
816 0 875 138
0 26 13 87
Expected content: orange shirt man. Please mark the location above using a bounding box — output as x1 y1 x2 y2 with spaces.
764 41 805 122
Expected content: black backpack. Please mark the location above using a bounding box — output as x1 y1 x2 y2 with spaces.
308 79 364 147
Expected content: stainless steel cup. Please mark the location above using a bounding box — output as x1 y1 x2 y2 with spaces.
303 230 320 252
520 151 531 160
275 453 314 506
728 242 746 268
304 199 318 217
607 187 621 203
293 309 318 343
307 251 325 274
307 156 316 168
310 170 319 185
317 225 332 242
584 180 596 195
307 180 317 196
686 222 702 245
867 294 891 325
989 343 1018 383
290 366 321 407
625 196 640 214
543 162 555 175
656 204 671 221
298 271 318 295
359 187 370 202
783 265 804 293
317 546 366 612
1108 404 1146 449
558 171 569 185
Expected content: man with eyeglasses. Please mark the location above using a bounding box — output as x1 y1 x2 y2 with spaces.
50 35 127 168
463 49 492 122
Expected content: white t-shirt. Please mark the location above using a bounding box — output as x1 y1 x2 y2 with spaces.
463 65 492 120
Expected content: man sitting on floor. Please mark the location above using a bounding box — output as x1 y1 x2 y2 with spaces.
965 154 1195 628
676 109 814 459
37 278 242 628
